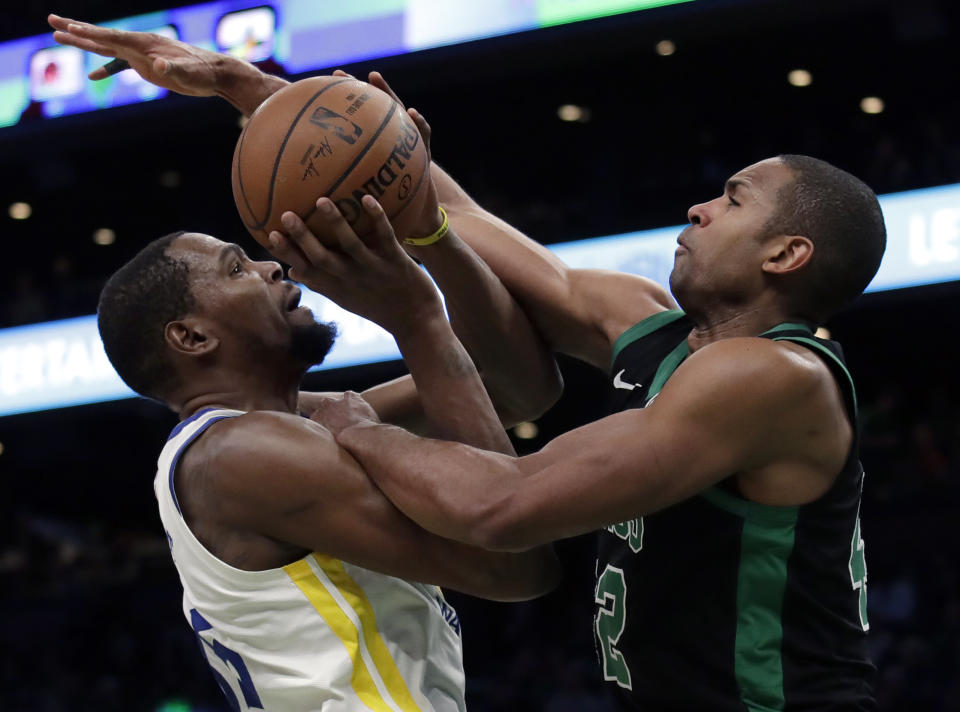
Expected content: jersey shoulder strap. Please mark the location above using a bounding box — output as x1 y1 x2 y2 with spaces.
609 309 688 371
760 322 858 421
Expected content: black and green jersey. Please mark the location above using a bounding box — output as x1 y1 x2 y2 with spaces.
594 310 875 711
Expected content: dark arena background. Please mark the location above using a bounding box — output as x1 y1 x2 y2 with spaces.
2 0 960 709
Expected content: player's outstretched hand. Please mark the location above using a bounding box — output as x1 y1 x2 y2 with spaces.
308 391 380 437
269 195 443 333
48 14 223 95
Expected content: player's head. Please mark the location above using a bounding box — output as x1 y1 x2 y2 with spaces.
97 232 336 405
670 155 886 323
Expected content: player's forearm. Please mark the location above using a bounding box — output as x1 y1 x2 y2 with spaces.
409 226 561 425
214 55 288 116
430 164 592 359
338 409 668 552
393 315 514 455
337 422 525 547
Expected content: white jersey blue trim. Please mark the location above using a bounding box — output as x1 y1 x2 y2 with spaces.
155 408 466 711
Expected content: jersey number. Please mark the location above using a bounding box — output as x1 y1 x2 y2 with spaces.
594 565 632 689
190 609 264 710
849 515 869 631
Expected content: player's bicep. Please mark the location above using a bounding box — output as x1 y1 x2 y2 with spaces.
491 344 809 546
215 415 431 565
563 269 677 366
450 207 673 367
214 413 545 597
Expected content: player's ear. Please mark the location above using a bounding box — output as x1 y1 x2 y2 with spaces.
165 318 220 358
762 234 813 275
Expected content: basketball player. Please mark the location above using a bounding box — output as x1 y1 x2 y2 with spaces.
52 17 883 709
301 155 885 712
95 197 560 710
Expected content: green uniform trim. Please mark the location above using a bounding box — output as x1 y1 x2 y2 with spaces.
609 310 686 371
700 487 800 525
646 340 690 402
759 322 815 337
702 487 798 711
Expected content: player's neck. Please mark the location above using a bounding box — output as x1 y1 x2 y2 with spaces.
175 377 301 421
686 305 798 353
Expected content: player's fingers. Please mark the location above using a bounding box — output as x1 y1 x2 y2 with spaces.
312 198 369 260
94 58 131 78
266 230 308 271
65 21 123 45
332 69 356 80
52 30 116 57
407 108 432 159
68 21 160 54
360 195 402 255
288 266 313 285
48 14 75 31
88 64 122 81
280 211 329 264
282 208 349 271
367 71 405 109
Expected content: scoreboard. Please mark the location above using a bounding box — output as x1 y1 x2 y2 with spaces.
0 0 693 129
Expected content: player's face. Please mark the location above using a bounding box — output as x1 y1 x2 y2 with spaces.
170 233 335 367
670 157 794 309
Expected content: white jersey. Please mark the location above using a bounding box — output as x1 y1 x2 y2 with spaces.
155 407 466 712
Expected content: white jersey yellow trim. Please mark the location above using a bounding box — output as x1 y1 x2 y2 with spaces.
285 555 422 712
156 407 466 712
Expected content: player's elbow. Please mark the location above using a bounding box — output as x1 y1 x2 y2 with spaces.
461 494 561 599
477 546 562 602
495 367 564 427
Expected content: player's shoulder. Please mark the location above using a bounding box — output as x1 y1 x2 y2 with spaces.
186 409 338 480
179 409 355 522
681 336 832 400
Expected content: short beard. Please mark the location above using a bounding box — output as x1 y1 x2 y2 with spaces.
290 320 338 368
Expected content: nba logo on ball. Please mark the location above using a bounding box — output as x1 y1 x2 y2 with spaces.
231 75 429 247
308 106 362 145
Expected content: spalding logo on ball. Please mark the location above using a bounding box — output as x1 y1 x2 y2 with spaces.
231 76 429 248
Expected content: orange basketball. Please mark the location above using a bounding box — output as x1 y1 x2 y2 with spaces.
231 75 429 248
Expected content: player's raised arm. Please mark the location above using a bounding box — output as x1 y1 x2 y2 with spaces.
432 162 678 369
49 19 671 373
364 72 678 371
170 194 560 599
272 195 517 454
49 14 286 115
50 19 561 423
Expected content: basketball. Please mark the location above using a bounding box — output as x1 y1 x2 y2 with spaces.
231 75 429 248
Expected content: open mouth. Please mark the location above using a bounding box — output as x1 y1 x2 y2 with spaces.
286 288 302 312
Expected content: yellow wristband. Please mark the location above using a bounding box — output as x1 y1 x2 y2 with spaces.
404 206 449 247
